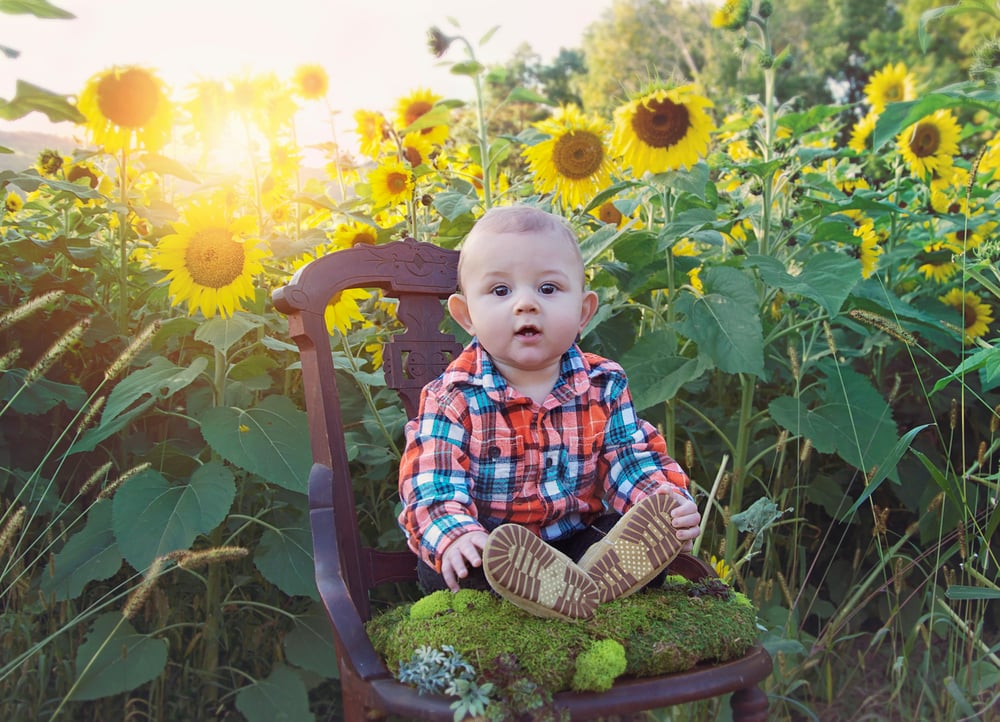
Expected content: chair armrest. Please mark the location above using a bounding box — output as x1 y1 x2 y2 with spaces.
307 463 393 681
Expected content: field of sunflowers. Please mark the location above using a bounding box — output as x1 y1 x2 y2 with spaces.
1 0 998 720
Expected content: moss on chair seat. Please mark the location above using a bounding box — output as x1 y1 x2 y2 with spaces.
366 575 760 696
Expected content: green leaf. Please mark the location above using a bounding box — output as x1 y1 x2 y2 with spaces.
283 605 340 677
449 60 485 77
750 252 860 317
932 346 1000 394
198 395 311 492
673 266 764 376
112 462 235 570
104 356 208 423
505 87 550 105
872 86 1000 151
254 512 317 599
194 315 260 354
620 330 708 412
770 360 900 482
0 80 84 122
135 152 200 183
1 169 103 199
69 613 168 701
432 190 478 221
0 0 74 18
235 664 315 722
0 368 86 414
40 500 122 601
945 585 1000 601
841 424 934 520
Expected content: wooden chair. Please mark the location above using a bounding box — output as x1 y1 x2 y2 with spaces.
272 237 773 722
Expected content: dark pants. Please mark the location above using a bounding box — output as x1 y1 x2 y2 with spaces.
416 513 667 594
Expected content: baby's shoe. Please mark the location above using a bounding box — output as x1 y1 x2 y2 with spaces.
578 493 684 603
483 524 599 621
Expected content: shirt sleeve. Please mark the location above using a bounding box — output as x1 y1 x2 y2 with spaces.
397 384 485 571
598 375 692 513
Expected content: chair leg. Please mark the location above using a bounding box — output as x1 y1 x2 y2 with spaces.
730 686 769 722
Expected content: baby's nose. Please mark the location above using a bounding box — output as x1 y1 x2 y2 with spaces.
513 290 539 312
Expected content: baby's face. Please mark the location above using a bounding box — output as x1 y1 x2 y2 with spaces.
449 230 597 379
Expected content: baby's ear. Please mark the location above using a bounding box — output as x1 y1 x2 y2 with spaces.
579 290 599 331
448 293 475 335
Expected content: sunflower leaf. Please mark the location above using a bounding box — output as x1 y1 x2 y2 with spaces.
69 614 167 701
0 80 84 122
0 0 75 18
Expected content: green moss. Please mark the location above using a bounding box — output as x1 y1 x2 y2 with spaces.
572 639 627 692
409 590 455 620
366 577 760 695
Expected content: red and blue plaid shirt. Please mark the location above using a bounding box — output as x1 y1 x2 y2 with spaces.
397 340 691 572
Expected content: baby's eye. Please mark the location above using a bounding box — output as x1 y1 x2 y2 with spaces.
491 285 510 297
539 283 558 295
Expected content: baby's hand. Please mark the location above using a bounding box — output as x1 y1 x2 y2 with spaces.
654 488 702 551
440 530 489 592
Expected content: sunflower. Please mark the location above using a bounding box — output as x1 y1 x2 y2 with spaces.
611 84 715 175
864 62 916 113
355 109 389 159
897 109 961 179
711 0 751 30
395 88 449 147
848 111 878 154
331 220 379 250
709 555 734 583
687 267 704 295
854 222 883 279
367 159 415 208
324 289 370 335
916 241 961 283
35 149 66 176
77 66 173 153
293 64 329 100
4 191 24 214
978 134 1000 180
401 132 435 168
523 106 614 209
154 203 266 319
939 288 994 343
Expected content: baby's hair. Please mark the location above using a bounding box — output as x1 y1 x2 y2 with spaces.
458 205 584 286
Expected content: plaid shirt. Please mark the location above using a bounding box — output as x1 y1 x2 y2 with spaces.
397 340 691 572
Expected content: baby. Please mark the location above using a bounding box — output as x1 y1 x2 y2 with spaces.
397 205 701 620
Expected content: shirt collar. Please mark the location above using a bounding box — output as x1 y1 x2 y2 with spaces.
443 339 595 404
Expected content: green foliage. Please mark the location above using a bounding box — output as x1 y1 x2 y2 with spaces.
571 639 627 692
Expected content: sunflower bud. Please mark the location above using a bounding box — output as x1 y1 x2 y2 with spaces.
427 27 455 58
969 38 1000 87
758 0 774 19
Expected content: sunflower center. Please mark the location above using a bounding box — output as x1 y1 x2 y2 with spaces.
351 231 376 246
963 305 978 329
403 145 424 167
632 98 691 149
552 130 605 180
404 101 433 127
910 122 941 158
598 202 623 225
184 228 247 289
97 69 160 129
386 171 410 194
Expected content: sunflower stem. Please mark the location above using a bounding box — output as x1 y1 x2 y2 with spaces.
459 36 493 210
117 147 131 333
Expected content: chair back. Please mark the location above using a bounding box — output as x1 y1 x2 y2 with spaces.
272 238 461 618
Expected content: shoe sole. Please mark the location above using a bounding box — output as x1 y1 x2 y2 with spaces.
578 493 684 603
483 524 598 621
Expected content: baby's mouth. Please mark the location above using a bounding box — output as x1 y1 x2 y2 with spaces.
515 325 541 338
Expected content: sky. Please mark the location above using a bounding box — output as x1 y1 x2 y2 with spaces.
4 0 614 149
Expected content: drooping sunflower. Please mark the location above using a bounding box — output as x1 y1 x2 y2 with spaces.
897 109 961 179
916 241 961 283
395 88 449 147
4 191 24 214
154 203 266 319
611 84 715 175
401 132 436 168
331 220 379 250
355 109 389 159
523 106 614 209
848 111 879 154
864 62 916 113
325 289 370 335
293 64 329 100
939 288 994 343
854 222 883 279
77 66 173 153
367 159 415 208
711 0 751 30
